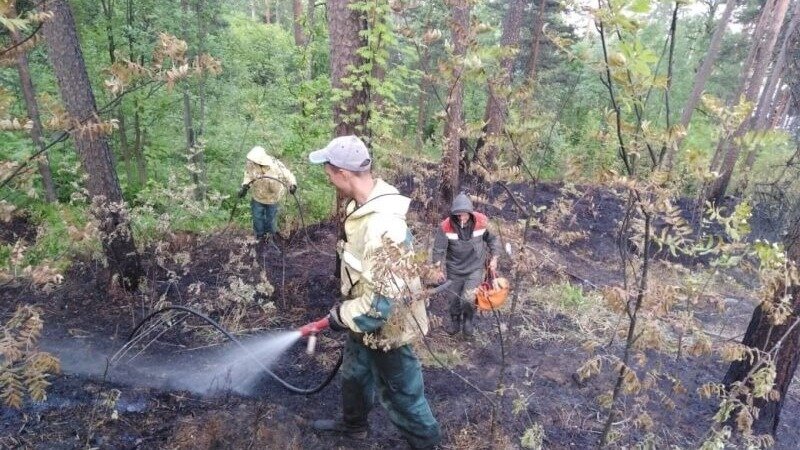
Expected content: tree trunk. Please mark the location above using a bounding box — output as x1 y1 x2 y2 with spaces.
250 0 256 20
327 0 369 137
10 4 57 203
180 0 203 201
100 0 136 187
723 215 800 436
771 89 791 129
117 112 135 184
196 0 208 197
125 0 147 185
704 0 790 204
416 45 431 149
667 0 736 170
474 0 525 167
439 0 470 210
307 0 316 35
292 0 308 46
42 0 143 291
526 0 547 83
133 109 147 184
741 0 800 177
265 0 272 23
327 0 368 217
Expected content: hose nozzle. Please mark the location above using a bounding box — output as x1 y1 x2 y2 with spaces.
298 316 330 337
299 316 330 355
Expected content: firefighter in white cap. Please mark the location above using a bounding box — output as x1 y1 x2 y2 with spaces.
238 146 297 244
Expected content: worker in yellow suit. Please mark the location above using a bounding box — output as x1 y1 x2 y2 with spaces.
238 146 297 244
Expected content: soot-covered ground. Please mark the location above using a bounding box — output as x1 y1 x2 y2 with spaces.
2 179 800 450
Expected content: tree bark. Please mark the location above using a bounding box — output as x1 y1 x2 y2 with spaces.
327 0 369 217
474 0 525 167
42 0 143 291
705 0 790 204
292 0 308 46
667 0 736 170
771 89 791 129
723 215 800 436
10 4 57 203
265 0 272 24
526 0 547 83
439 0 470 210
327 0 369 137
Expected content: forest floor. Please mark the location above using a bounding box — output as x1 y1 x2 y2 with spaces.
2 176 799 450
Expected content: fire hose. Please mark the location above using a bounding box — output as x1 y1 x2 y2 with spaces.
123 305 342 395
119 282 452 396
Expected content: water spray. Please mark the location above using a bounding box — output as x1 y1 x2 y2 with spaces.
112 305 342 395
112 282 452 396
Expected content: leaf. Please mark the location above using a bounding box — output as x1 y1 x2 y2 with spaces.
629 0 650 13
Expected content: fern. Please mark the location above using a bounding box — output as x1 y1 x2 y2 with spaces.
0 306 60 408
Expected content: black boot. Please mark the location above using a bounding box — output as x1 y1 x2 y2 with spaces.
446 314 461 335
311 419 368 439
462 309 475 337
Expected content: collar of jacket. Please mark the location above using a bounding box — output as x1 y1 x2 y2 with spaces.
344 179 410 222
441 211 488 234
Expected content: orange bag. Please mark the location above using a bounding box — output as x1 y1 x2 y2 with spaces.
476 269 509 311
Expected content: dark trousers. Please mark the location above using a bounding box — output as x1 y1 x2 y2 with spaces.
250 199 278 238
446 269 484 317
340 335 441 449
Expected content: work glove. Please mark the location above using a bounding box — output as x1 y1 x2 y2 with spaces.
237 185 249 198
288 184 297 195
328 303 348 332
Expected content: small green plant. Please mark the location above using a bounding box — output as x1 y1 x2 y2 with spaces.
556 282 589 309
520 422 545 449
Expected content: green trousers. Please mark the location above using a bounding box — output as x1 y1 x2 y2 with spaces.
340 334 441 449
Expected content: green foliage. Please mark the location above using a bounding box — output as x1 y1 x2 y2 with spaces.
554 282 590 309
520 423 545 449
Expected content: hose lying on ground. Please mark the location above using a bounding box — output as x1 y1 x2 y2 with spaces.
114 305 343 395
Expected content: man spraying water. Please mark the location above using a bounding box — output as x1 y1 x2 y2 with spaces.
299 135 441 450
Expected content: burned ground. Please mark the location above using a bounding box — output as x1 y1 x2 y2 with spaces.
2 181 800 450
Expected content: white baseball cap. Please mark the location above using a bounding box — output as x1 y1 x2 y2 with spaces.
308 135 372 172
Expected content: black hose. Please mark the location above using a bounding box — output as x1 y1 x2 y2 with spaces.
125 305 342 395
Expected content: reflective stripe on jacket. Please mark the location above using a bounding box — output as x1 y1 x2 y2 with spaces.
337 179 429 350
431 211 501 276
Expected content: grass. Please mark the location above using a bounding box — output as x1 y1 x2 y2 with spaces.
14 201 96 269
514 282 615 345
414 336 466 369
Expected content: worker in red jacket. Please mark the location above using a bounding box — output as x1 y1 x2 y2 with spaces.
432 193 501 337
